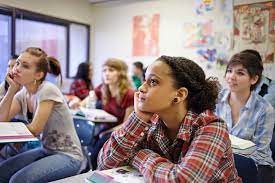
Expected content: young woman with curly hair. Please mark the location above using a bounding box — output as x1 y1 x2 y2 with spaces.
97 56 241 182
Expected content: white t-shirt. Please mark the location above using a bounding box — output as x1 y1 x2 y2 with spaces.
15 81 83 161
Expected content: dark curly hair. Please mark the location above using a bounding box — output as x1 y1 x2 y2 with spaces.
157 55 221 114
226 52 263 90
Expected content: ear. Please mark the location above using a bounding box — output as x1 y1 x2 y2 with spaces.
174 87 188 103
251 75 259 85
34 71 45 81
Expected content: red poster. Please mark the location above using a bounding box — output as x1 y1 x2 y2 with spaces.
132 14 160 56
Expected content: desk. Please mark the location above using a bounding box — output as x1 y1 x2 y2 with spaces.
0 122 38 143
72 107 117 123
50 166 145 183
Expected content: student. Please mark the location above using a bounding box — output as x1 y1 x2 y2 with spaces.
215 52 275 182
97 56 241 182
89 58 134 169
69 62 93 100
45 56 63 88
0 55 18 159
131 61 144 90
241 49 275 108
0 55 18 101
0 47 84 182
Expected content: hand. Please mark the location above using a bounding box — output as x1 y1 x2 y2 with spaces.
5 74 21 94
134 92 154 123
68 97 81 109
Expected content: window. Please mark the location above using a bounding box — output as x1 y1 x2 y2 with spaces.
16 19 67 77
0 12 12 81
69 23 89 78
0 6 90 81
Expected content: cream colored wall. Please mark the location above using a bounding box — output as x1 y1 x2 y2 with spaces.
90 0 274 86
0 0 94 92
0 0 272 88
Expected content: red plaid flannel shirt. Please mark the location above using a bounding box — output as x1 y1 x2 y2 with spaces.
98 111 242 183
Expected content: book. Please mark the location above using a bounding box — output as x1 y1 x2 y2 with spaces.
86 166 145 183
78 107 117 123
229 135 257 155
0 122 38 143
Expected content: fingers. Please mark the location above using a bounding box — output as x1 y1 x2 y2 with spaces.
134 91 140 97
134 92 140 109
5 74 21 93
5 74 14 84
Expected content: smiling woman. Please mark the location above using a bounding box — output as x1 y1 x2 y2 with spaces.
0 47 84 182
215 52 275 182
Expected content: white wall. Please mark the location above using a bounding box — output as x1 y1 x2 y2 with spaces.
0 0 94 92
0 0 272 88
91 0 274 86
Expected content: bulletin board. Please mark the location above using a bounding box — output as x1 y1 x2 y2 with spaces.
233 1 275 78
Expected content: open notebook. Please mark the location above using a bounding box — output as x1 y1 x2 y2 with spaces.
0 122 38 143
229 135 256 155
77 107 117 123
86 166 144 183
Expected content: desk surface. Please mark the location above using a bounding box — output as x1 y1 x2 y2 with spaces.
0 137 38 143
72 108 118 123
0 122 39 143
50 166 145 183
50 171 92 183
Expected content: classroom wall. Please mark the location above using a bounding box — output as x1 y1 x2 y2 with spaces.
0 0 94 92
90 0 274 86
0 0 272 89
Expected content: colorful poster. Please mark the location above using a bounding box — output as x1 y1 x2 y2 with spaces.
195 0 215 15
234 1 275 63
186 0 233 66
183 20 214 48
132 14 159 57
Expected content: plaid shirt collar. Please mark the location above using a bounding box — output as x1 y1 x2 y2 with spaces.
150 110 219 144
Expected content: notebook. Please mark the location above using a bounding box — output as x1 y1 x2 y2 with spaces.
78 107 117 122
86 166 145 183
229 135 256 155
0 122 38 143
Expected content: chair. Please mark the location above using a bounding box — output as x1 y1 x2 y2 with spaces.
233 153 258 183
270 130 275 161
73 117 95 172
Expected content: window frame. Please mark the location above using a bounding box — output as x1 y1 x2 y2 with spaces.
0 5 90 78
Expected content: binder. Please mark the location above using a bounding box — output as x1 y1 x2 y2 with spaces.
0 122 38 143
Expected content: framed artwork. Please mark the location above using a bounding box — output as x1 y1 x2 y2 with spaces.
132 14 160 57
